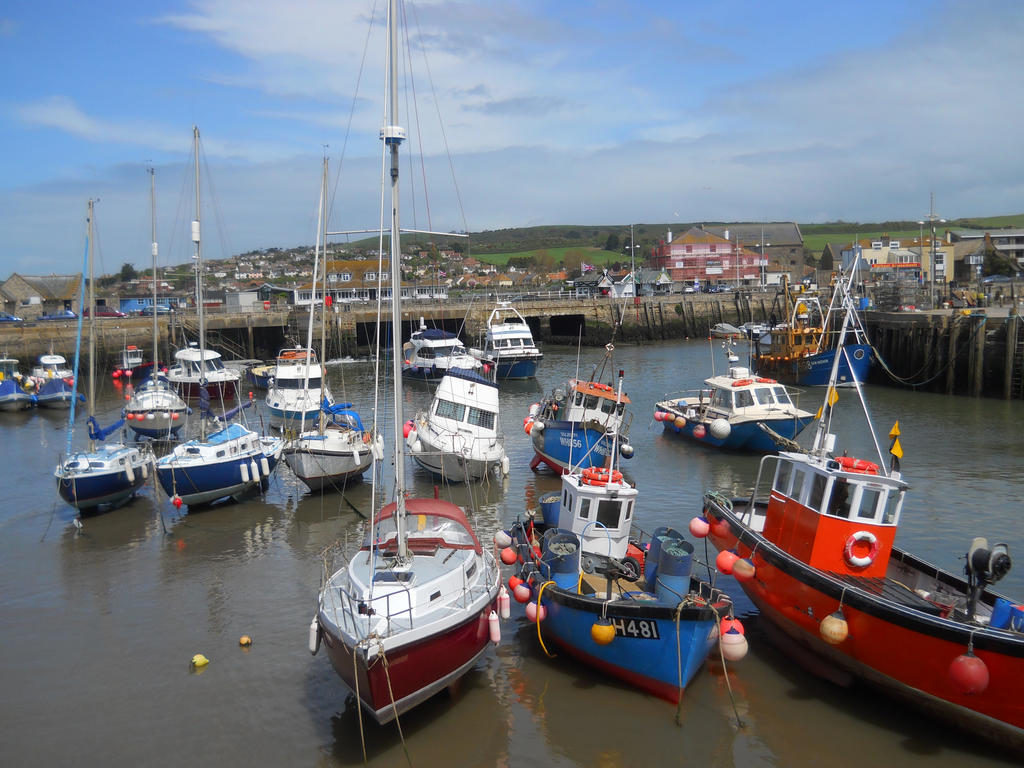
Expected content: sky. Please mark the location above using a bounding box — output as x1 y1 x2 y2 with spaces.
2 0 1023 277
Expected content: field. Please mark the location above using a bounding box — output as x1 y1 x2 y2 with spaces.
473 246 622 268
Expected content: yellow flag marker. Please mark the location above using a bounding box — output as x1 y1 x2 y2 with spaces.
889 421 901 440
890 437 903 459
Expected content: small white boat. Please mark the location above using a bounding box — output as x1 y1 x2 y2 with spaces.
31 353 81 409
407 368 509 482
265 347 331 430
166 343 240 402
402 318 480 381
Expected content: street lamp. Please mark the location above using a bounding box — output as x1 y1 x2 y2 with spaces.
628 223 641 297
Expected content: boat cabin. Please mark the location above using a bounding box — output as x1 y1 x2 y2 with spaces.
120 345 145 370
0 358 20 379
556 472 637 560
761 451 906 578
174 344 227 377
701 367 796 415
429 369 499 434
552 379 630 425
483 304 539 356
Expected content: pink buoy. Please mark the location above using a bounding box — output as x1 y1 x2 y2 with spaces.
488 610 500 643
949 651 989 694
693 424 707 439
112 370 121 379
720 617 745 636
653 411 663 422
500 547 518 565
172 495 183 509
720 627 749 661
513 584 532 603
497 586 511 619
508 575 522 592
402 420 415 439
716 549 739 574
171 412 180 420
525 601 546 622
689 515 710 538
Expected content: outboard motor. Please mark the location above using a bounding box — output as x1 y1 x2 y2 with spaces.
965 537 1011 620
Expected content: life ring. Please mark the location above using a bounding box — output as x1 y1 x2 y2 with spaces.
836 456 879 475
844 531 879 568
581 467 623 486
591 382 613 392
756 377 776 384
362 432 372 444
278 349 309 360
731 379 754 387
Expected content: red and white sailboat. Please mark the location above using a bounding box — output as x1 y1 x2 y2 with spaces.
308 0 499 725
700 286 1024 753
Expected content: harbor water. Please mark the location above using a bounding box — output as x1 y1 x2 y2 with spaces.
1 339 1022 767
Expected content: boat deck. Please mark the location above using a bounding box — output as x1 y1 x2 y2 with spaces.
830 572 946 615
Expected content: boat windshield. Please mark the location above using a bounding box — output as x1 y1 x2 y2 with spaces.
772 386 793 405
369 513 478 550
275 376 322 389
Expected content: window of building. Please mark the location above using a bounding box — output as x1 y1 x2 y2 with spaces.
340 272 352 282
364 272 376 281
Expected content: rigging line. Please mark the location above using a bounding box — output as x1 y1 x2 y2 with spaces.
399 1 426 232
196 135 234 269
406 0 468 234
328 1 378 216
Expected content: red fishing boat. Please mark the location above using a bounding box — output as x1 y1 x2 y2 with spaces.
699 297 1024 754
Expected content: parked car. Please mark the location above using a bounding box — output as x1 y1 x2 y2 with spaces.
0 312 23 322
140 305 173 316
83 306 126 318
39 309 78 321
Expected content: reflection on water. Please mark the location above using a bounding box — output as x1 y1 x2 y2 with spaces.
0 339 1022 766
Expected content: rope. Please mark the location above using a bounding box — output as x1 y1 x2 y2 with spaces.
710 602 745 730
352 645 367 765
376 640 413 767
534 581 557 658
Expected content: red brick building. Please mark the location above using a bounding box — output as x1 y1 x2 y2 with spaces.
651 227 760 287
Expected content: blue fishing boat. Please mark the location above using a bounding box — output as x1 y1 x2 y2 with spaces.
55 199 151 513
502 427 741 703
0 357 35 411
31 353 83 409
654 342 814 452
525 360 635 474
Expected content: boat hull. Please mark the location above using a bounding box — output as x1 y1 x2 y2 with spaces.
704 499 1024 753
530 421 619 473
494 356 540 381
56 468 146 511
319 605 494 725
411 449 495 483
283 440 373 491
656 409 813 452
0 390 34 411
536 585 719 702
757 344 873 387
169 377 238 402
156 446 279 506
34 379 81 409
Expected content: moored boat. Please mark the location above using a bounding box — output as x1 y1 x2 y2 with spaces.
310 4 499 724
472 301 542 380
167 342 240 402
401 319 480 381
265 347 330 430
31 353 83 409
0 358 35 411
525 352 635 474
503 387 739 702
700 305 1024 754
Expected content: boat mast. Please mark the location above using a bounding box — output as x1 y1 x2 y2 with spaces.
384 0 409 559
192 126 206 439
318 156 329 434
87 199 96 451
299 156 326 435
150 167 159 368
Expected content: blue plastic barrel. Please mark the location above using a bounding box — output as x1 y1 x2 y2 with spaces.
645 527 683 588
655 540 694 603
541 531 581 589
539 492 560 528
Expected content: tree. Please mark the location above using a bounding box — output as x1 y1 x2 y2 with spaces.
119 262 138 282
605 233 620 252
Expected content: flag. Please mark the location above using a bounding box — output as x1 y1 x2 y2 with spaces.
889 421 903 471
814 386 839 420
582 262 594 272
438 270 446 277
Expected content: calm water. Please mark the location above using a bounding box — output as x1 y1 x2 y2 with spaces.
1 339 1022 767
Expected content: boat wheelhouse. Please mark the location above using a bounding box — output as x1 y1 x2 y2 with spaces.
265 347 331 430
167 342 239 402
0 358 34 411
31 354 81 409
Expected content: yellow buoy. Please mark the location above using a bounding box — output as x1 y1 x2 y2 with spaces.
591 618 615 646
239 635 253 647
190 653 210 668
820 610 849 645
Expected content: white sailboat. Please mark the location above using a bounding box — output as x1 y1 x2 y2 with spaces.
55 199 151 513
124 167 189 438
309 2 499 724
155 127 282 508
283 158 379 490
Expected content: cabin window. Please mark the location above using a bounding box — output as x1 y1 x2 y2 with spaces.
827 478 853 518
419 347 435 359
752 388 771 405
278 376 321 389
466 407 495 430
435 399 466 421
859 486 882 520
216 450 226 458
563 489 568 507
600 398 616 414
774 461 792 495
624 500 633 521
578 498 591 520
711 389 731 409
573 392 584 407
790 468 807 501
808 473 828 512
595 499 621 528
882 490 902 524
771 386 792 406
735 390 754 408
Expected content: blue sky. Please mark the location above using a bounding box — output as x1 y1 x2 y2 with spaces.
2 0 1022 276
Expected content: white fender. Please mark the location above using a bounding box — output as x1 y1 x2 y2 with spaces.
260 457 270 477
125 463 135 483
240 462 250 484
249 460 260 481
308 617 321 655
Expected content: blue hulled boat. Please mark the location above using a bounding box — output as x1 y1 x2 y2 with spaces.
401 320 480 381
0 358 35 411
525 365 634 474
502 442 740 703
472 302 542 380
31 354 83 409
